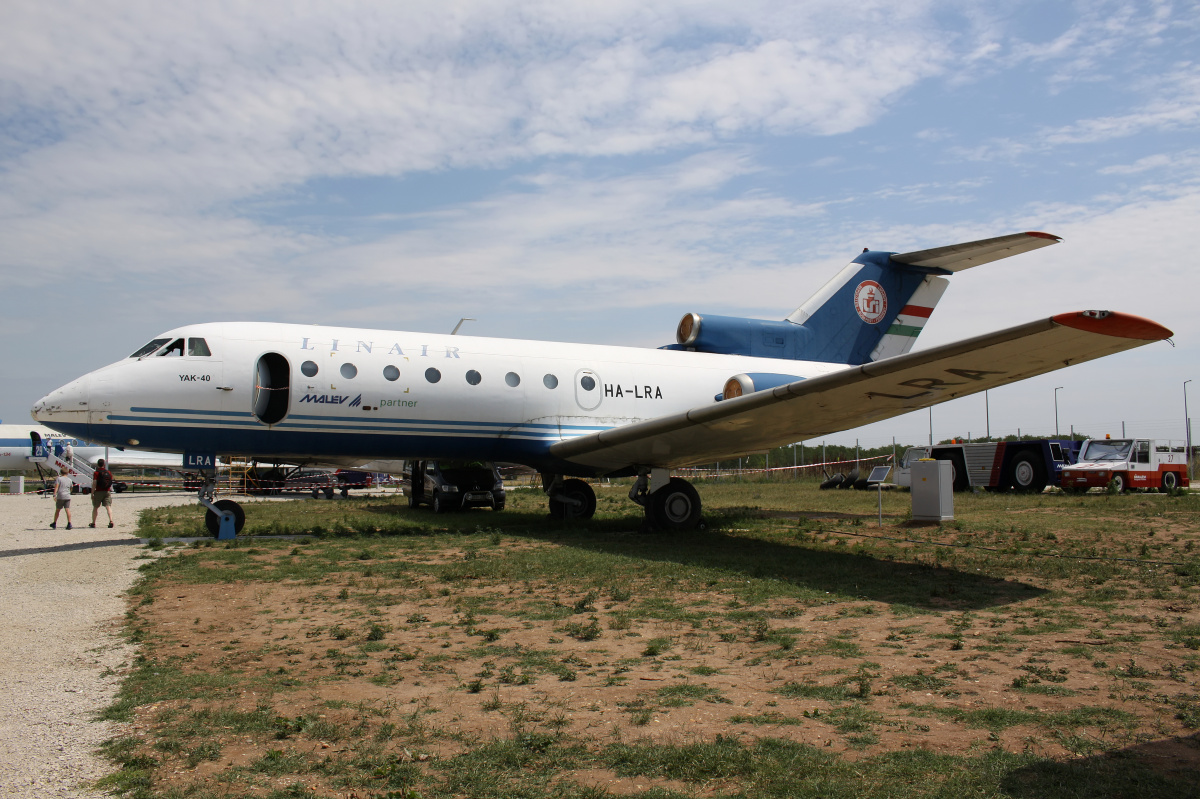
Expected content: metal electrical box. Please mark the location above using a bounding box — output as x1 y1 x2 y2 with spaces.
8 476 23 495
911 459 953 522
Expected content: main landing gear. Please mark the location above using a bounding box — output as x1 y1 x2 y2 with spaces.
629 469 703 531
196 473 245 539
544 475 597 520
541 469 704 531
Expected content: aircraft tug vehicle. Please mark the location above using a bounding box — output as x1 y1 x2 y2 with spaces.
895 439 1083 493
30 232 1173 534
1060 438 1190 493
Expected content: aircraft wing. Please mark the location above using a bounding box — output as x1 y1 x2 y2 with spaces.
549 311 1171 472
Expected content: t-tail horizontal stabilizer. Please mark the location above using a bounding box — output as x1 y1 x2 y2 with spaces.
669 232 1061 366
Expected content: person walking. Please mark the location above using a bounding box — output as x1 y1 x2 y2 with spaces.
90 458 115 528
50 468 73 529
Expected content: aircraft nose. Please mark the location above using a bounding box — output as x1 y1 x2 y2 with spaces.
31 376 90 426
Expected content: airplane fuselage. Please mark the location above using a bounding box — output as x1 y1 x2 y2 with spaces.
0 423 184 471
33 322 845 476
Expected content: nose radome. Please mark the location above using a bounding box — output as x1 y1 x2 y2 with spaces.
31 377 90 425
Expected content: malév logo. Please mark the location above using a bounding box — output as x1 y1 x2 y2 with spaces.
300 393 363 406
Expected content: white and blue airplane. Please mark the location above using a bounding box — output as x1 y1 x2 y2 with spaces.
31 232 1172 532
0 422 184 474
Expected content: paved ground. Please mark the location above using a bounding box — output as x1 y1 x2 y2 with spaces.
0 490 196 799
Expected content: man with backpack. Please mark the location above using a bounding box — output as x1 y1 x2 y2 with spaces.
90 459 115 528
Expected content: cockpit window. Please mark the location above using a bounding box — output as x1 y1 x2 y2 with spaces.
158 338 185 357
187 338 211 357
130 338 170 358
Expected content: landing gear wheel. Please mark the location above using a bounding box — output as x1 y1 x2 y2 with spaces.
1009 452 1047 494
204 500 245 537
325 486 336 499
1110 474 1126 494
649 478 702 531
311 487 321 499
549 478 596 520
1162 471 1179 492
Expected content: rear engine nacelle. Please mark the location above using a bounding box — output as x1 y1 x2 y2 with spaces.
677 313 812 359
719 372 803 401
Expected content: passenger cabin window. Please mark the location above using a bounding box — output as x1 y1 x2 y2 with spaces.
301 361 319 377
130 338 169 358
158 338 185 357
187 338 211 357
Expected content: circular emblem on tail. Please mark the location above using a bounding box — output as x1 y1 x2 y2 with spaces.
853 280 887 324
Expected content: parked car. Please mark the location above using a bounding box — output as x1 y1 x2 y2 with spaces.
285 469 374 498
405 460 505 513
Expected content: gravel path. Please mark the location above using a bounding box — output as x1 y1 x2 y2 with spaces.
0 491 196 798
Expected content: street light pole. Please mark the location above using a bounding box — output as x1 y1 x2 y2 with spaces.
985 390 990 440
1186 379 1193 484
1054 386 1064 438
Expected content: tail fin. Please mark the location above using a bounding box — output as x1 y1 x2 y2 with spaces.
786 232 1059 365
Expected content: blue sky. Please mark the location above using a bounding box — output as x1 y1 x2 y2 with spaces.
2 0 1197 448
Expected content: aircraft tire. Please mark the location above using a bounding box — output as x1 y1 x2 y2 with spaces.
549 478 596 520
326 486 336 499
407 491 420 509
1009 452 1047 494
820 473 845 490
649 478 702 531
839 468 860 489
204 500 245 537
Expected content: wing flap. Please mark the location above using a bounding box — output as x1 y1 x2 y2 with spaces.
550 311 1170 471
892 231 1060 272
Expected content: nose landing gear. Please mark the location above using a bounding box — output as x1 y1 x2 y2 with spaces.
197 473 245 539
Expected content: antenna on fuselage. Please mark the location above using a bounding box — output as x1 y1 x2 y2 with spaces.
451 318 476 335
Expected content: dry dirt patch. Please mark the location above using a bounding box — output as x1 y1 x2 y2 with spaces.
115 520 1200 797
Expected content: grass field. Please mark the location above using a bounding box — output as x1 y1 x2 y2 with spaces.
98 481 1200 798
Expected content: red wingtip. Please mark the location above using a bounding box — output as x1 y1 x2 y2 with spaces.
1053 311 1173 340
1025 231 1061 241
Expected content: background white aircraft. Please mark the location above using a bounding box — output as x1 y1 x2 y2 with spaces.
31 233 1173 532
0 421 189 495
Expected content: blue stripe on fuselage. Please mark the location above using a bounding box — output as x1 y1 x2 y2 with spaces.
43 421 595 475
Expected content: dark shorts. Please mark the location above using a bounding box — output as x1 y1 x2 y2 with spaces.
55 498 71 510
92 491 112 508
